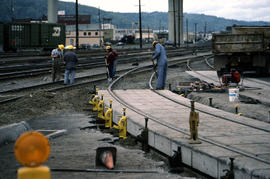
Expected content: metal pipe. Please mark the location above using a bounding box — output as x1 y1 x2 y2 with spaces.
190 100 195 111
209 97 212 106
145 117 148 129
51 168 158 173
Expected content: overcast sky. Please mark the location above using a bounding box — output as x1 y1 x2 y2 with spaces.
61 0 270 22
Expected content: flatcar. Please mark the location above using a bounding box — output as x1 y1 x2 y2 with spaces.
0 22 65 52
212 26 270 78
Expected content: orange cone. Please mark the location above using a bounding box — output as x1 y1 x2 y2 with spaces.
96 146 116 169
101 151 114 169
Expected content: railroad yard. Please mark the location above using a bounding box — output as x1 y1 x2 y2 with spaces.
1 45 270 179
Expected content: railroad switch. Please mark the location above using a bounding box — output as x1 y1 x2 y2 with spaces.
104 100 113 129
188 101 201 144
90 89 100 111
113 108 127 139
137 117 149 152
97 94 105 120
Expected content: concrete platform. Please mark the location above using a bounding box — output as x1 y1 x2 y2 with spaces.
100 89 270 179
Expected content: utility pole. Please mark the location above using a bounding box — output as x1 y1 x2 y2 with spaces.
11 0 14 22
159 20 161 34
204 22 207 38
177 0 180 47
173 0 176 47
186 18 188 47
139 0 142 49
75 0 79 50
98 7 102 48
194 23 197 43
147 27 150 43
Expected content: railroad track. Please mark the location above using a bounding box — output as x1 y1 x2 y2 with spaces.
0 52 211 104
0 48 210 81
105 55 270 169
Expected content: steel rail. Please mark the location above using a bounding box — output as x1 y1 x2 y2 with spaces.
105 55 270 165
148 61 270 165
0 63 157 104
0 48 209 74
108 63 270 165
186 57 221 84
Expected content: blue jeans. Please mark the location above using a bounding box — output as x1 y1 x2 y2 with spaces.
156 63 168 89
112 60 117 78
64 69 76 85
108 64 114 78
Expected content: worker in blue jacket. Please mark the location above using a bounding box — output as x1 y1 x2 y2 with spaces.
152 41 168 89
63 45 78 85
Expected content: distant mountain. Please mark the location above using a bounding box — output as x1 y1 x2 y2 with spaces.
1 0 270 32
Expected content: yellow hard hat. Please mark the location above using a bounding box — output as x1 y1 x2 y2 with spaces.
65 45 74 50
58 44 64 50
152 41 158 47
106 46 111 51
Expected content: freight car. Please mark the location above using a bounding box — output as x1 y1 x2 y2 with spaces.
212 26 270 78
0 22 65 52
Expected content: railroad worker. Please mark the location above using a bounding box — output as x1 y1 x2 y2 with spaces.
105 46 118 82
51 44 64 82
151 41 168 90
63 45 78 85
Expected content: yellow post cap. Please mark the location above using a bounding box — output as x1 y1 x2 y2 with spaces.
14 131 50 167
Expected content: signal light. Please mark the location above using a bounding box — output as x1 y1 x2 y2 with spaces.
14 131 50 167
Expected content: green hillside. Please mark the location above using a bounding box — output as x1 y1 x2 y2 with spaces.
1 0 270 32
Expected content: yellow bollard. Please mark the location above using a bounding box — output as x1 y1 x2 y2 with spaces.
234 104 239 114
178 88 181 95
15 131 51 179
113 108 127 139
188 101 201 144
97 94 105 119
104 100 113 129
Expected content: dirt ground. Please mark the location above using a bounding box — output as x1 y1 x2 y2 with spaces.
0 69 201 179
1 60 269 179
